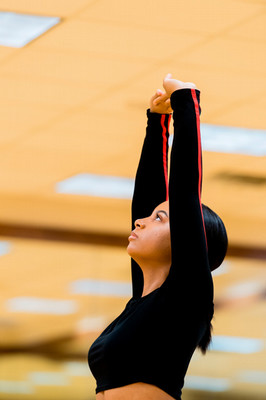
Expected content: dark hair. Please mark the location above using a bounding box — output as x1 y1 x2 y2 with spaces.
202 203 228 272
197 204 228 354
198 321 213 355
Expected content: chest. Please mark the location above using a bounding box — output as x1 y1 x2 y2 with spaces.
88 294 176 376
91 296 167 359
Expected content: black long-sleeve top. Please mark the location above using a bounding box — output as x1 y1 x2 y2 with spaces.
88 89 214 400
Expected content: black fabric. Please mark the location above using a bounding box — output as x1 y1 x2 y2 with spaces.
88 89 214 399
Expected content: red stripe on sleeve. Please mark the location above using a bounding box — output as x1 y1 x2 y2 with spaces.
161 115 169 200
191 89 208 251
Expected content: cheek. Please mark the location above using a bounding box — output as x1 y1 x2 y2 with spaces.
149 226 171 258
157 230 171 256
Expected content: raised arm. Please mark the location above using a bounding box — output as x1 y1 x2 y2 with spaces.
131 92 172 298
164 78 213 306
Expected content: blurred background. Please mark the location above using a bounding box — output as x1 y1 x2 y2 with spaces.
0 0 266 399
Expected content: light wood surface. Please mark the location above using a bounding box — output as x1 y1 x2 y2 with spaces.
0 0 265 399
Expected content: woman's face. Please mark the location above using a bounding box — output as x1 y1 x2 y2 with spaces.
127 201 171 266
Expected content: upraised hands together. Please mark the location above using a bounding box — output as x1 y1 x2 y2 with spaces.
150 73 197 114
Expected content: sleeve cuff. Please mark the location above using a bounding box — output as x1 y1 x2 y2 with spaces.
146 108 172 121
170 88 201 110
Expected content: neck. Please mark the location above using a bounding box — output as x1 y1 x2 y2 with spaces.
138 259 170 297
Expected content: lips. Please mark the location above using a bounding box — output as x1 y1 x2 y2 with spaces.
128 231 138 241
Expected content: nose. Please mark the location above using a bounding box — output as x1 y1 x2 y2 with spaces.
134 218 146 229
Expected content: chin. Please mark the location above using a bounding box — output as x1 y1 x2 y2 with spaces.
127 242 138 259
126 242 134 256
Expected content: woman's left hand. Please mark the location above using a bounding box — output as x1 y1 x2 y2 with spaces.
163 73 197 96
150 89 173 114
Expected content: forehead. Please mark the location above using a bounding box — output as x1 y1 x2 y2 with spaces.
154 201 169 213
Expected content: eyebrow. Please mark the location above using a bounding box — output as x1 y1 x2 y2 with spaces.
156 210 169 218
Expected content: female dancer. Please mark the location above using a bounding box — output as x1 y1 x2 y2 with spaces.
88 74 228 400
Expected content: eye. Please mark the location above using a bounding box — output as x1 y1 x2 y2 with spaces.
155 213 161 221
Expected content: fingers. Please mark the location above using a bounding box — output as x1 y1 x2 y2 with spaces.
150 89 163 103
163 73 173 87
153 92 170 106
150 88 172 114
163 73 197 92
185 81 196 89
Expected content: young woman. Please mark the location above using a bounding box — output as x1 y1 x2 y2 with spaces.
88 74 228 400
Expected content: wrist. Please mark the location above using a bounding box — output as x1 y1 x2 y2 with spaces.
148 108 172 116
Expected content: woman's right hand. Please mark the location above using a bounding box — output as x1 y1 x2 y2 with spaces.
149 89 173 114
